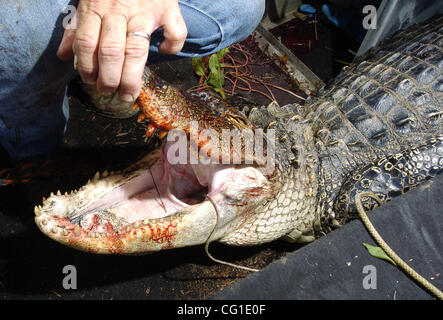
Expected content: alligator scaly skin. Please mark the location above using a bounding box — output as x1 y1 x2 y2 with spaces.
221 15 443 244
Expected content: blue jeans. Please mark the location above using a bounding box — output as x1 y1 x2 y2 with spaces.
0 0 265 159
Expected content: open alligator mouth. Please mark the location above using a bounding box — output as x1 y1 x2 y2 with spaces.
34 69 278 254
34 136 275 254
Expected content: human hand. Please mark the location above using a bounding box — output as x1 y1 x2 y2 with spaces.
57 0 187 102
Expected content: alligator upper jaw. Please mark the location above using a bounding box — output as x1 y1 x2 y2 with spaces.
34 139 274 254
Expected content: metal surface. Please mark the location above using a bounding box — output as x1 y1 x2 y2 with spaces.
356 0 443 56
252 24 325 94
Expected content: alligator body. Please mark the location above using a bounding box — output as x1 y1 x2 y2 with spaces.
35 16 443 254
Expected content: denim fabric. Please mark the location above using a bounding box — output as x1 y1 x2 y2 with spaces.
148 0 265 63
0 0 265 159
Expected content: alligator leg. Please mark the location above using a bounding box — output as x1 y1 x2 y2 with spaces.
283 229 316 243
334 136 443 221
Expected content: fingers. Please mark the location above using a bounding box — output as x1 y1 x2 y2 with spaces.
57 12 77 61
74 12 102 84
96 14 127 95
158 5 187 55
57 0 187 101
119 17 152 102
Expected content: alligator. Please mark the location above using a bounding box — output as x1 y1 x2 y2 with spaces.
34 15 443 254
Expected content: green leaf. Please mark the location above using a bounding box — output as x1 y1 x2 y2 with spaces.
208 70 220 88
362 243 397 266
219 69 225 87
191 57 206 77
208 54 220 74
216 47 230 60
209 68 224 89
213 87 226 99
201 49 229 99
208 55 224 89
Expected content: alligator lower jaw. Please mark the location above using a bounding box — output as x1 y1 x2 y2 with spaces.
34 141 273 254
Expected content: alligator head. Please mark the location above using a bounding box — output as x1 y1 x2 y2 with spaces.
34 69 319 254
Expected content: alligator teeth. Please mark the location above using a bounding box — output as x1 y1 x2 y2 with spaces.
64 192 68 196
61 229 69 236
51 226 58 234
143 218 150 225
57 190 61 196
93 172 100 181
73 227 81 236
34 206 41 216
41 219 47 226
102 170 109 177
50 192 55 197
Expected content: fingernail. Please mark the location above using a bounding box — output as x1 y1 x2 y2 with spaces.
119 93 134 102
